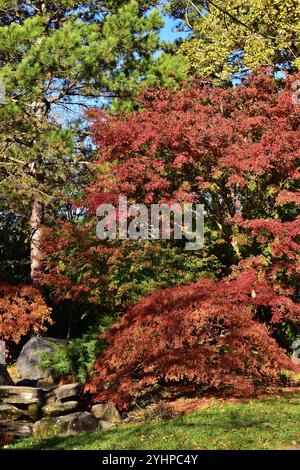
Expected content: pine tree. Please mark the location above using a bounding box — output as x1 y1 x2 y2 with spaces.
0 0 184 289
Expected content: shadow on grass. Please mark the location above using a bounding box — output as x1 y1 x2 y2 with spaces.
6 393 300 450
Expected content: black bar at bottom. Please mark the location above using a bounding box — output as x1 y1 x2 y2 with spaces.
0 449 299 466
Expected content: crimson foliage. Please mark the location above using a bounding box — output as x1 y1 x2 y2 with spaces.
86 72 300 332
42 73 300 331
40 73 299 397
85 73 300 407
86 280 291 410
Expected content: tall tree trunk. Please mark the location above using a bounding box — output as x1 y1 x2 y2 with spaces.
30 197 44 292
28 92 48 293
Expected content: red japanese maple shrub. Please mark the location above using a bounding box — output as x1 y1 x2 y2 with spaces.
0 284 52 344
86 280 292 410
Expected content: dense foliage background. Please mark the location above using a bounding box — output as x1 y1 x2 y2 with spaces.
0 1 299 403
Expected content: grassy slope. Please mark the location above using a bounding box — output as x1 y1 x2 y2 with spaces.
5 393 300 451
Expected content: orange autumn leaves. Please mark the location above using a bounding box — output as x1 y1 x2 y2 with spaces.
0 284 52 343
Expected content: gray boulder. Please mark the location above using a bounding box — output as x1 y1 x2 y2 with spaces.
16 337 66 381
91 403 121 423
0 386 43 405
42 401 78 417
26 403 41 421
36 377 55 388
97 420 116 432
53 383 83 401
0 420 33 438
33 412 98 437
0 403 23 421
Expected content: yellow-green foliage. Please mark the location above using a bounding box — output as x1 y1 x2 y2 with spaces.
179 0 300 80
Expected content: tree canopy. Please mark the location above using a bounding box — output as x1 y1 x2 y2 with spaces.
170 0 300 80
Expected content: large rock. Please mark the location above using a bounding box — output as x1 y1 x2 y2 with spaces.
91 403 121 423
33 412 98 437
26 403 41 421
42 401 78 417
0 403 23 421
53 383 83 402
97 420 116 432
44 388 57 405
0 420 33 438
16 337 66 381
0 365 14 386
0 386 43 405
36 377 55 388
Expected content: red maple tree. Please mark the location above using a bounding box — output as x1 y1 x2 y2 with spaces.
0 284 52 344
84 72 299 406
86 72 300 329
86 279 292 410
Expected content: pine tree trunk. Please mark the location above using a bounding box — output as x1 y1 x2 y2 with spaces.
30 197 44 292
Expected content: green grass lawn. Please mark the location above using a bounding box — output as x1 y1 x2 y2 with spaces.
5 393 300 451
